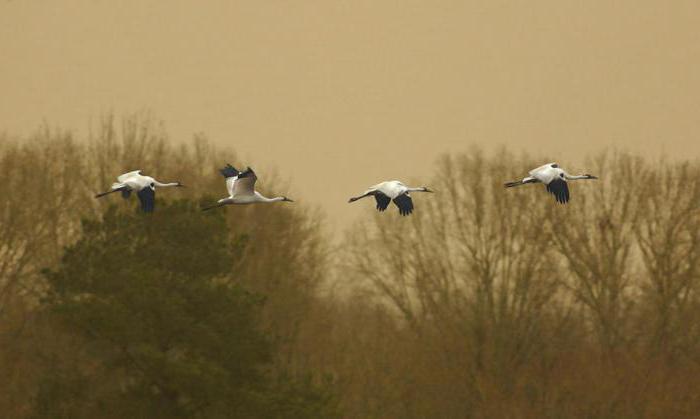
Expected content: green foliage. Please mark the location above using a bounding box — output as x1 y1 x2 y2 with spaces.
38 200 336 418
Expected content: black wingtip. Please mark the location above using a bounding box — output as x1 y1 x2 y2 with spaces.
219 163 239 178
238 167 256 179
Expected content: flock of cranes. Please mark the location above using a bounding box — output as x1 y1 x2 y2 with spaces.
95 162 598 214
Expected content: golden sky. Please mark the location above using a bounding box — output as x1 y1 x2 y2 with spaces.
1 1 699 227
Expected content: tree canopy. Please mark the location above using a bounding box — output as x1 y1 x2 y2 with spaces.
38 201 336 418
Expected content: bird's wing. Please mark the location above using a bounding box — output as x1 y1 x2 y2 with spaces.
377 181 404 199
530 166 560 184
545 178 570 204
374 192 391 212
529 162 557 175
118 170 142 183
232 167 257 196
220 164 240 196
137 185 156 212
219 164 239 178
392 193 414 216
225 177 237 197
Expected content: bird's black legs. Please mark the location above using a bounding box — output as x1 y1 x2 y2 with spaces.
348 193 371 203
504 178 538 188
95 189 121 198
201 203 226 211
504 180 524 188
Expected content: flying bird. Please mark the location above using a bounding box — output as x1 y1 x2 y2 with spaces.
202 164 293 211
504 163 598 204
348 181 433 216
95 170 184 212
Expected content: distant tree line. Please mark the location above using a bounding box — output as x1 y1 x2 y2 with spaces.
336 149 700 417
1 114 700 418
0 114 335 418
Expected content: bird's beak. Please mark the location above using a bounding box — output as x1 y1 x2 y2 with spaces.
588 175 598 180
424 187 434 193
178 184 186 188
285 197 294 202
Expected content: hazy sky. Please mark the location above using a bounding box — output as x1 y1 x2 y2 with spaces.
2 1 699 227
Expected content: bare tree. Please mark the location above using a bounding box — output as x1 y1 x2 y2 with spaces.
634 160 700 355
345 149 569 416
548 151 646 355
0 129 88 307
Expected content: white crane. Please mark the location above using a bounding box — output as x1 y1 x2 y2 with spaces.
95 170 184 212
348 180 433 216
504 162 597 204
202 164 293 211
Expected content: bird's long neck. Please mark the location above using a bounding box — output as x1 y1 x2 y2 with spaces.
154 181 179 187
406 187 429 192
253 192 284 202
564 173 589 180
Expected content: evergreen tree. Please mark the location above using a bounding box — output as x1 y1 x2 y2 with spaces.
38 201 336 418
